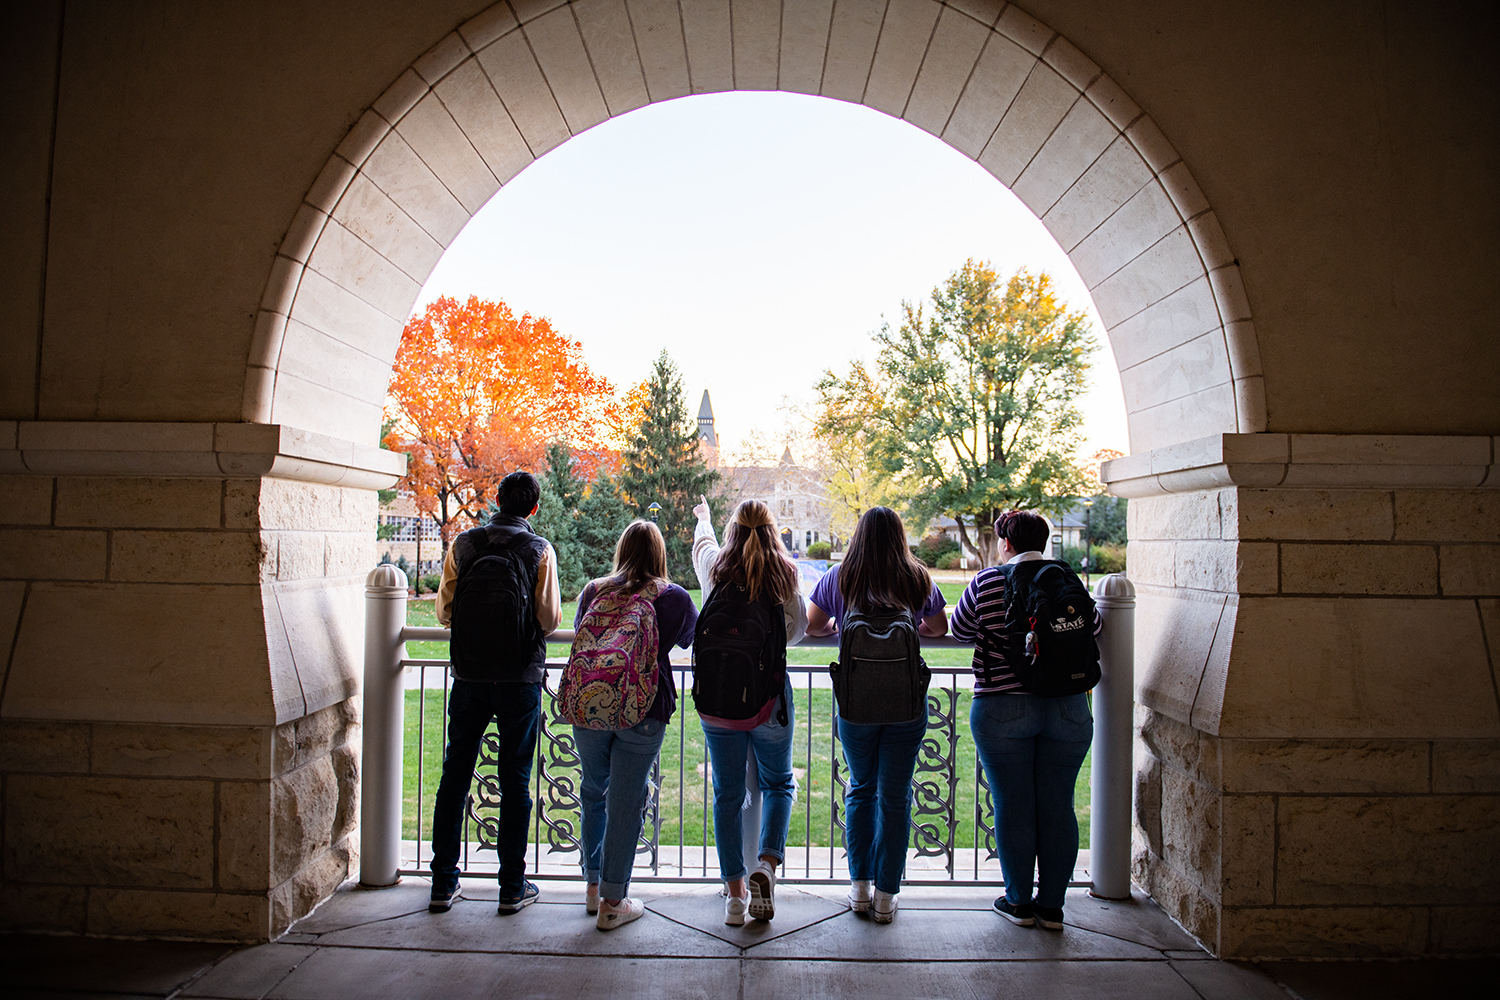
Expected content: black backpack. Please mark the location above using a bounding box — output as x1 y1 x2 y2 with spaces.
998 561 1101 697
830 605 931 725
692 582 787 723
449 527 538 680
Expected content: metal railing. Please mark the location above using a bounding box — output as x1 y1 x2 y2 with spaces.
360 566 1136 896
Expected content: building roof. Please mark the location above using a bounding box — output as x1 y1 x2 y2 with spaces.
698 390 714 420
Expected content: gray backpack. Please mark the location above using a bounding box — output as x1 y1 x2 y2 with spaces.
830 605 931 725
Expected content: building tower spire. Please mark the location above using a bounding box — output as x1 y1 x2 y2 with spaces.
697 390 716 448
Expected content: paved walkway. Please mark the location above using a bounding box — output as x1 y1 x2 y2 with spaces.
2 879 1494 999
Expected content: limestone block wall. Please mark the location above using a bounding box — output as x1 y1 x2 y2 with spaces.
1108 435 1500 958
0 462 380 940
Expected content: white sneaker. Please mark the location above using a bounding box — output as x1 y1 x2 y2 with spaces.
585 883 599 915
747 862 776 921
872 888 897 924
596 897 645 931
848 880 872 912
724 890 749 926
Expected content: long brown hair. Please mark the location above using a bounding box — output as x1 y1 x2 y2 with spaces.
709 499 799 604
595 520 669 595
837 506 932 613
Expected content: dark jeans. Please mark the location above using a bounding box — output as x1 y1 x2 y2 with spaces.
430 679 542 895
970 692 1093 909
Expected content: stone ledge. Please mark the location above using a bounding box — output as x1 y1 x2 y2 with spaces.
1102 433 1497 498
0 422 404 490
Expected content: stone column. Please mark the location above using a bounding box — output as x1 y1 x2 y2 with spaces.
1105 433 1500 959
0 422 402 940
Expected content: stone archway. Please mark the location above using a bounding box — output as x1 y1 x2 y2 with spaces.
8 0 1491 958
243 0 1264 456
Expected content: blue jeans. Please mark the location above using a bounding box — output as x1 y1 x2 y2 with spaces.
837 714 926 895
701 678 797 881
574 718 666 899
970 693 1093 909
430 679 542 895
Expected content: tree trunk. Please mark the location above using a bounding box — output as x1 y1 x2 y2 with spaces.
957 515 1001 567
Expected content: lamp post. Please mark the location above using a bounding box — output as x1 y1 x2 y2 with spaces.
647 502 662 523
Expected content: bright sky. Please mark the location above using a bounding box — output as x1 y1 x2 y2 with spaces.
411 91 1128 461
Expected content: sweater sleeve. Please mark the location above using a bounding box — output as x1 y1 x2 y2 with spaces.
784 589 808 646
692 518 720 596
950 575 984 643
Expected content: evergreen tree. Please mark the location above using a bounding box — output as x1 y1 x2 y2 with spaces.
619 351 725 581
575 471 635 583
529 443 588 600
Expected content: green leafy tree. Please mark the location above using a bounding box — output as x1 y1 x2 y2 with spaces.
576 471 635 582
1088 495 1128 546
619 350 725 580
817 261 1095 567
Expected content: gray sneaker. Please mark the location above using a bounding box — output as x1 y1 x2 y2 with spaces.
497 880 539 914
429 881 462 913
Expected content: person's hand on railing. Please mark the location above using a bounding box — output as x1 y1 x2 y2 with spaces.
692 494 711 522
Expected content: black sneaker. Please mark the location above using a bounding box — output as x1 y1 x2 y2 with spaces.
1034 905 1065 930
497 880 540 914
429 881 462 913
993 897 1035 926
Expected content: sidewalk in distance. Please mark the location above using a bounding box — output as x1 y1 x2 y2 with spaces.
6 880 1493 999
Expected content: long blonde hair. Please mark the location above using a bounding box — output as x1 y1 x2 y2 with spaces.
709 499 799 604
595 520 669 595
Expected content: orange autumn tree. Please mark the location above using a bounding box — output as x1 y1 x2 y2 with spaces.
384 295 618 557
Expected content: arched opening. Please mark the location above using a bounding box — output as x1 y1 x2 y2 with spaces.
245 0 1262 456
236 0 1278 951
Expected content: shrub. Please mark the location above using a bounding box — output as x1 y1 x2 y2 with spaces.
806 541 832 560
915 534 960 567
1060 543 1127 576
419 573 441 594
936 552 963 570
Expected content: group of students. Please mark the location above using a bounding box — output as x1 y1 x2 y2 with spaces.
429 471 1101 935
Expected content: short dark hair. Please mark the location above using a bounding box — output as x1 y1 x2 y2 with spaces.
498 471 541 516
994 510 1050 554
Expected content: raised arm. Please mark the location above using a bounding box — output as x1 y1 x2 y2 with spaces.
691 494 719 593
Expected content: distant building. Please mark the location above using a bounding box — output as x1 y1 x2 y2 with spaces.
377 493 443 575
697 391 835 556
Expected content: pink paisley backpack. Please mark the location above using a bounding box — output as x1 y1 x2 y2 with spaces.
560 579 668 730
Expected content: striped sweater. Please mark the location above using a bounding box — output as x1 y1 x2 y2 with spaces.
950 559 1103 696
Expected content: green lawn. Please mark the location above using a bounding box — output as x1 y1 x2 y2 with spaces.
400 587 1092 854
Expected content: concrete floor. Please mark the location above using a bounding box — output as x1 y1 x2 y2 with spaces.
2 880 1495 999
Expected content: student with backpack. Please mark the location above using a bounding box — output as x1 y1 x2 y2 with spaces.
562 519 697 930
690 495 808 925
805 506 948 924
429 471 562 915
950 510 1101 932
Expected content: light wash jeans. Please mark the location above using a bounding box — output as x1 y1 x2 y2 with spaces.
837 713 926 895
970 692 1093 909
701 678 797 882
574 717 666 900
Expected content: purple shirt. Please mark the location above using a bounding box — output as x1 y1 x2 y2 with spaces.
575 580 698 723
807 564 946 626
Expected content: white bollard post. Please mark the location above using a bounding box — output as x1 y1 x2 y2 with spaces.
361 564 409 887
1089 573 1136 900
